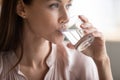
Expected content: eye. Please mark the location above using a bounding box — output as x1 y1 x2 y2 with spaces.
49 3 59 9
66 3 72 9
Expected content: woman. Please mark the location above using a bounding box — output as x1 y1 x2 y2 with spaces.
0 0 113 80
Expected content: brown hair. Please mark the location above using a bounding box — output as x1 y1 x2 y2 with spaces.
0 0 32 73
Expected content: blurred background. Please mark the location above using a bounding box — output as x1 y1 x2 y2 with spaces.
0 0 120 80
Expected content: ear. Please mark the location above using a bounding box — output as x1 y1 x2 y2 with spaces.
16 0 27 18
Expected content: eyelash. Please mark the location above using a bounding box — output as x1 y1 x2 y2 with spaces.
66 3 72 9
49 3 72 9
49 3 59 9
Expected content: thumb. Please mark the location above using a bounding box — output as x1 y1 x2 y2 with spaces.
67 43 75 49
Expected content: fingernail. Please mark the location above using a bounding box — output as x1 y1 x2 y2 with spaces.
81 24 84 27
81 24 86 28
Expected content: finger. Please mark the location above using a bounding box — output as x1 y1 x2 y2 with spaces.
67 43 75 49
78 15 89 23
91 31 105 42
80 23 97 34
83 27 97 34
80 23 93 29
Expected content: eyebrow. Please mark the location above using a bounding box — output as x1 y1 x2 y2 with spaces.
46 0 72 2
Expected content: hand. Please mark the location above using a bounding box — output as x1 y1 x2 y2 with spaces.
67 15 113 80
67 15 108 61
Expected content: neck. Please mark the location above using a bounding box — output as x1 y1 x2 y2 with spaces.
16 38 52 69
15 22 53 69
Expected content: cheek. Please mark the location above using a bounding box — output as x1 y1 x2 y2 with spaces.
26 7 59 34
27 17 64 44
27 15 56 35
26 8 63 43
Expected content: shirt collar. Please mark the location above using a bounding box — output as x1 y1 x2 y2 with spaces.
46 43 57 67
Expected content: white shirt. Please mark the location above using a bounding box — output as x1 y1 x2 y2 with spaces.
0 43 99 80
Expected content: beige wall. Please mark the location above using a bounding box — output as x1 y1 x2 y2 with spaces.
106 41 120 80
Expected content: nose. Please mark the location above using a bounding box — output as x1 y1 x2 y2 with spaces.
58 7 69 24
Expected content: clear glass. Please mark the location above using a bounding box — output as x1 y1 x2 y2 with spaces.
61 15 94 51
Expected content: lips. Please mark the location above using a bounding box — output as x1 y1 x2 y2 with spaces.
59 25 67 32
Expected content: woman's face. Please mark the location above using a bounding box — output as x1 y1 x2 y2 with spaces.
23 0 72 44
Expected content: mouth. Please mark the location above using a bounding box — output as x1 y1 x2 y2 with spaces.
59 25 67 32
57 30 64 35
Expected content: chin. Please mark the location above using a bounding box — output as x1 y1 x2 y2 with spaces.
53 36 64 45
47 31 64 44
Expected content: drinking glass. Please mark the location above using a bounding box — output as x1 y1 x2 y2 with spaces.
61 15 94 51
